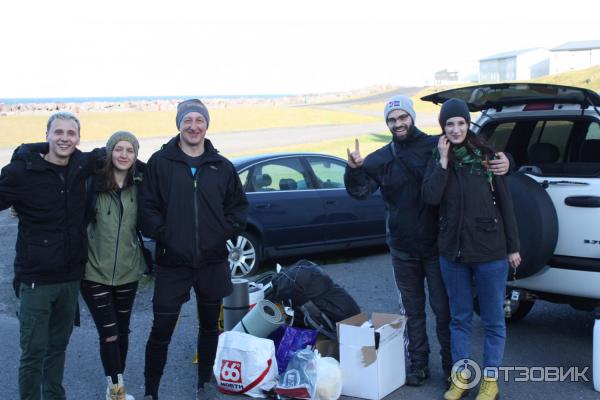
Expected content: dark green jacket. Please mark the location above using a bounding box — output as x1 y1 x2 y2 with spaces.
85 181 144 286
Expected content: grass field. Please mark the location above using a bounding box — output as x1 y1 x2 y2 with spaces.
227 127 439 159
0 106 378 148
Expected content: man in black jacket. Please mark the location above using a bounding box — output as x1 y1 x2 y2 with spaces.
140 99 248 400
344 95 510 386
0 112 92 400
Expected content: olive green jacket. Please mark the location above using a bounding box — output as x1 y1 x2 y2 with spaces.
85 184 144 286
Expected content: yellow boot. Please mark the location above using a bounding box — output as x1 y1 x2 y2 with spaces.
444 370 469 400
475 377 499 400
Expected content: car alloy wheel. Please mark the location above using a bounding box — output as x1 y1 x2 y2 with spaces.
227 233 259 277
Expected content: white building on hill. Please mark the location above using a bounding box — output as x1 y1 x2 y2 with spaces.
550 40 600 74
479 48 550 82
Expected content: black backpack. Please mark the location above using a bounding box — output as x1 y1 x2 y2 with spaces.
266 260 360 340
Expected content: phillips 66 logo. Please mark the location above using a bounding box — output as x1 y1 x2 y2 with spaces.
220 360 242 383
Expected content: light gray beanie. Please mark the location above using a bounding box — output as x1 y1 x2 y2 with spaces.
176 99 210 129
384 95 416 122
106 131 139 157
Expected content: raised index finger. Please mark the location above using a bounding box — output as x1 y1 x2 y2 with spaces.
355 138 360 152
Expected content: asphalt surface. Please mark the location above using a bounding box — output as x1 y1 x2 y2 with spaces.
0 205 597 399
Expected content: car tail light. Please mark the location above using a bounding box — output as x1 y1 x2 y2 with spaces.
523 103 554 111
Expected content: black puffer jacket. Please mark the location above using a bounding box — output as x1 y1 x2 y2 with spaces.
139 137 248 268
0 149 96 285
421 158 520 263
344 128 440 257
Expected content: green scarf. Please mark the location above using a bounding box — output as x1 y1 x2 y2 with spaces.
433 145 493 185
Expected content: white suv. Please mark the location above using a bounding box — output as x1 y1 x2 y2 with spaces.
423 83 600 321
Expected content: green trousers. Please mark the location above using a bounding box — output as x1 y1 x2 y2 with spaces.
18 281 79 400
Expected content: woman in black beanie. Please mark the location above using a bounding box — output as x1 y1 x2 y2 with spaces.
422 98 521 400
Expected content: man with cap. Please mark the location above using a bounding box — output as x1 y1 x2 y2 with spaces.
0 112 101 399
344 95 510 386
139 99 248 399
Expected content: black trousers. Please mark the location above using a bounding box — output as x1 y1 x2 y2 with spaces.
391 249 452 371
144 263 231 398
81 280 138 382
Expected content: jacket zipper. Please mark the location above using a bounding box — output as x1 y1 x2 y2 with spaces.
111 192 124 285
193 176 200 263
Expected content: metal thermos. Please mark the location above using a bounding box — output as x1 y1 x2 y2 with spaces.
223 279 250 331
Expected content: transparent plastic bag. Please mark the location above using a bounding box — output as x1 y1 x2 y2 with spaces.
276 348 318 399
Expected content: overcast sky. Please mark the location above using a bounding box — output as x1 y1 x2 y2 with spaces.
1 0 598 98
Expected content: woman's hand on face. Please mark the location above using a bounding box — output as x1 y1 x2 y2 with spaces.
437 135 450 169
508 252 521 269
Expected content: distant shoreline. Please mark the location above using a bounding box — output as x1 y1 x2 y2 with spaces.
0 85 402 116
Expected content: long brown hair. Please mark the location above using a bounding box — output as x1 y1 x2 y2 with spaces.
447 129 497 165
98 155 136 192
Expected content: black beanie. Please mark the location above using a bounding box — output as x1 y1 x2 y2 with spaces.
439 98 471 129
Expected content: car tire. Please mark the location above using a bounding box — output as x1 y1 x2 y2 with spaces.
473 289 535 323
506 172 558 279
227 232 261 278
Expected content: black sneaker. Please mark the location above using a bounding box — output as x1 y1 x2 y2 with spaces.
405 364 430 386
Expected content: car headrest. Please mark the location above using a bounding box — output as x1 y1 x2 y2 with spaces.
279 178 297 191
253 173 272 189
579 139 600 162
528 143 560 164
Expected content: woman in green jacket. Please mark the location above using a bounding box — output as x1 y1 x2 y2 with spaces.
81 131 144 400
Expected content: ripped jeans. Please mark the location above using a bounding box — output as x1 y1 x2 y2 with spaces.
81 280 138 382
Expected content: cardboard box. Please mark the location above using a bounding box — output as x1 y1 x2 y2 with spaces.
338 313 406 400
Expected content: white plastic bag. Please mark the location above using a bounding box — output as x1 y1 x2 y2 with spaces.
214 331 278 398
315 356 342 400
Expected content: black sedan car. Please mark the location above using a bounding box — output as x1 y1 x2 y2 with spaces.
227 152 386 277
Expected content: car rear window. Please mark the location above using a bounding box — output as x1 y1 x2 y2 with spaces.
481 119 600 177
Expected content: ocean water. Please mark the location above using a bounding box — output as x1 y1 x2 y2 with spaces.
0 94 294 105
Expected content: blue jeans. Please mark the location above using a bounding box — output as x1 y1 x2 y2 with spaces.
439 257 508 371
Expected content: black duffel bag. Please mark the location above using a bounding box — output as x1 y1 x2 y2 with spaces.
266 259 360 341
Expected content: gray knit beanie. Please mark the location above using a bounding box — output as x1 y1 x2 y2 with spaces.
106 131 139 157
176 99 210 129
384 95 416 122
439 98 471 129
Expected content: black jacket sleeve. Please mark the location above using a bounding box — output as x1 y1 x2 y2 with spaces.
12 142 48 160
0 162 20 211
495 176 520 253
421 158 449 206
138 155 166 240
344 165 380 200
223 164 249 239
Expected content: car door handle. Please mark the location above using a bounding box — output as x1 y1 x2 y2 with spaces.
564 196 600 208
325 200 336 205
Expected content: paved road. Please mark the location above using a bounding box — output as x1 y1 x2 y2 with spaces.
0 206 597 399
